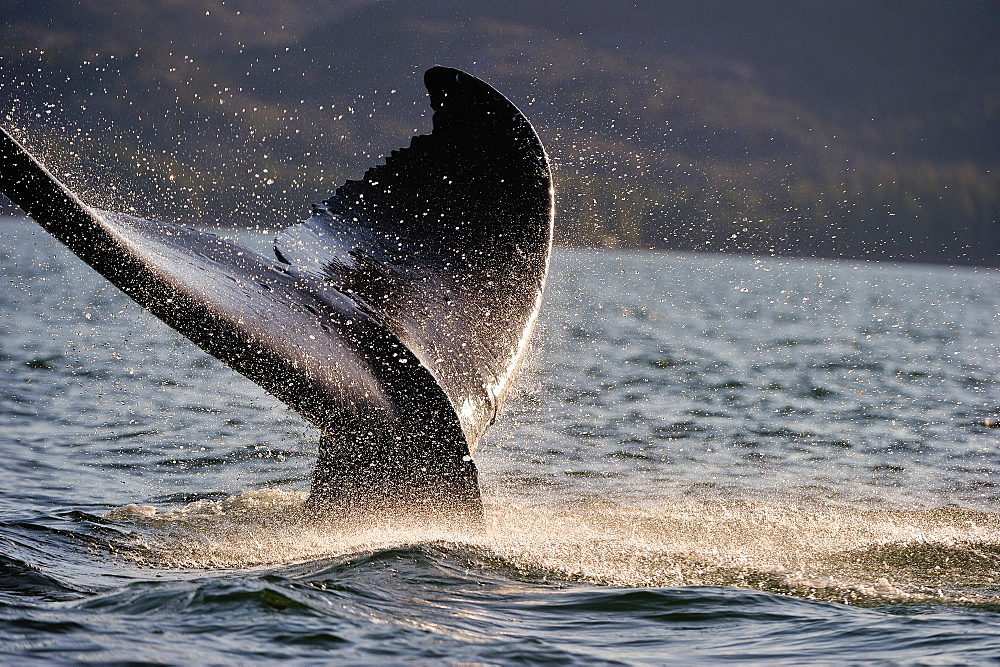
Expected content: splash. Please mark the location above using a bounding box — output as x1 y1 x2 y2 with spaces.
108 489 460 570
106 490 1000 605
480 498 1000 604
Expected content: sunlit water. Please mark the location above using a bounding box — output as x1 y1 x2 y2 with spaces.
3 216 1000 661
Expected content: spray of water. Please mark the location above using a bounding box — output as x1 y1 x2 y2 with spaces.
106 490 1000 606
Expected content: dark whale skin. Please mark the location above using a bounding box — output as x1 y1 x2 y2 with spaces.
0 67 554 524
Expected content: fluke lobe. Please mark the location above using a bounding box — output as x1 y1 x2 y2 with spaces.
0 67 554 524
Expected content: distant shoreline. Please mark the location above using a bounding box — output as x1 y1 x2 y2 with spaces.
2 215 991 270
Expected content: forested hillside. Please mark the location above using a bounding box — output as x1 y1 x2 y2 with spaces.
1 0 997 264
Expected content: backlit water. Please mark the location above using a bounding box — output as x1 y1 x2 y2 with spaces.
4 216 1000 662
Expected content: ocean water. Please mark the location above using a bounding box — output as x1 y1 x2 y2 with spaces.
3 215 1000 662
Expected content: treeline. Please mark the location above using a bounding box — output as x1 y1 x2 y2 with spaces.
559 155 1000 265
1 0 996 265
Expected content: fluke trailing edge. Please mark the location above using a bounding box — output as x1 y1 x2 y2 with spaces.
0 67 554 522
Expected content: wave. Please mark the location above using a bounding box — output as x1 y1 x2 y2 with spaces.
0 553 82 602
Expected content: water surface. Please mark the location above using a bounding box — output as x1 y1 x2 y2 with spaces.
3 217 1000 662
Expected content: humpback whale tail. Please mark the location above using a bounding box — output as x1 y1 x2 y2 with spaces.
0 67 554 523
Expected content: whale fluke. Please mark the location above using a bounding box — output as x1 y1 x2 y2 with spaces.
0 67 554 523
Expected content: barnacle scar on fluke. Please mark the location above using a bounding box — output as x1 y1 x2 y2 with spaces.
0 67 554 524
